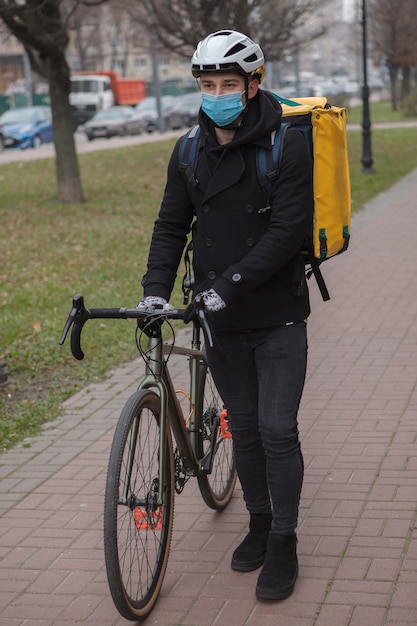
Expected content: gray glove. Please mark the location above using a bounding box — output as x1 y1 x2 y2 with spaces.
196 289 226 312
136 296 168 336
136 296 167 311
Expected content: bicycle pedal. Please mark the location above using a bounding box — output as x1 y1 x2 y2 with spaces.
220 409 232 439
134 507 163 530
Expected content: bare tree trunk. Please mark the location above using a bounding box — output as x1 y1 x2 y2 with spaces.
40 52 84 203
76 28 87 70
390 66 398 111
49 78 84 204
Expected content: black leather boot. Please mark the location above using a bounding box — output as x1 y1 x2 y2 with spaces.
231 513 272 572
256 533 298 600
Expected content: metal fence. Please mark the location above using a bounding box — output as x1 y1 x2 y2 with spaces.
0 93 50 114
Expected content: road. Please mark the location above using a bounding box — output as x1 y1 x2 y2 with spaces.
2 120 417 166
0 128 184 165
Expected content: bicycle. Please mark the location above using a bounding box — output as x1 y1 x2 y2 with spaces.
59 293 237 621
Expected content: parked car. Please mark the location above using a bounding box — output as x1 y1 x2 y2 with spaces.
83 106 144 141
312 80 360 99
272 85 315 100
131 96 184 133
171 92 202 127
0 106 53 150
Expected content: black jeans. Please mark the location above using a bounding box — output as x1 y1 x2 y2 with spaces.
206 323 307 534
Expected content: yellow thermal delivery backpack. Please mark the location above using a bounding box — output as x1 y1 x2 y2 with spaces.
259 95 351 300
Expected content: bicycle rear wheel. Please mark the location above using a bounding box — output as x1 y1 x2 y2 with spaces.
196 362 237 509
104 389 174 621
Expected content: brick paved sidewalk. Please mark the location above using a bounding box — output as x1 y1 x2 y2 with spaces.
1 168 417 625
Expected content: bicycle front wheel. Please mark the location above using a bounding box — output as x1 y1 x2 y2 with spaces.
104 389 174 621
196 362 237 510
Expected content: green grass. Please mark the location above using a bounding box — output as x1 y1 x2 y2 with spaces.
2 110 417 451
0 140 179 451
346 100 410 125
346 128 417 210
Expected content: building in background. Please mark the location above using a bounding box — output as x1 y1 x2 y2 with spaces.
0 30 24 94
0 0 385 109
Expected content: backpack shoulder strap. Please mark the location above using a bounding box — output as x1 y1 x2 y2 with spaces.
179 125 201 189
256 122 289 197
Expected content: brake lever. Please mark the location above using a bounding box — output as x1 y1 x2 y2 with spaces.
58 294 89 360
59 296 80 345
195 299 214 349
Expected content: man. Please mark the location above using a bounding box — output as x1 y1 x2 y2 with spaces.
138 29 313 600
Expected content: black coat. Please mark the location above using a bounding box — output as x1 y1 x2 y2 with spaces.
142 89 313 331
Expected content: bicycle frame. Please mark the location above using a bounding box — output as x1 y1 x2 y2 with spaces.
133 323 213 507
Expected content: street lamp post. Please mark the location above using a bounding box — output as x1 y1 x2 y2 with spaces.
146 0 165 133
361 0 374 172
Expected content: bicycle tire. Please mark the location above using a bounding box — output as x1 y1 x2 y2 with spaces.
104 389 174 621
196 362 237 509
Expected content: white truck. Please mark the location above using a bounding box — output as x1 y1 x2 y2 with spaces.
70 72 146 127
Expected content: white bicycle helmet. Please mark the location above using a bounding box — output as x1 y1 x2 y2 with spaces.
191 30 265 83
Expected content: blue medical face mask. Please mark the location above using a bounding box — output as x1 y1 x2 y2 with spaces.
201 90 246 127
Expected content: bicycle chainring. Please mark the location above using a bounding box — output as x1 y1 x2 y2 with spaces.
174 447 191 494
